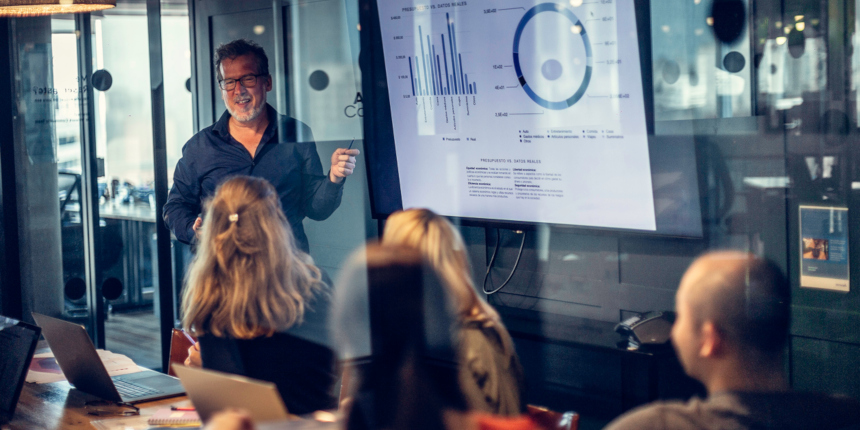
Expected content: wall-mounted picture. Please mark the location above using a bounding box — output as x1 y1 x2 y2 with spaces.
799 206 849 292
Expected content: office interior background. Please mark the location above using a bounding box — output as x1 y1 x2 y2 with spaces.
2 0 860 426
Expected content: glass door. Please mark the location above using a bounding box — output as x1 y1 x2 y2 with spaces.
88 2 175 370
8 15 90 338
8 3 177 372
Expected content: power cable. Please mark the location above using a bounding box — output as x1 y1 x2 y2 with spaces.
482 228 526 295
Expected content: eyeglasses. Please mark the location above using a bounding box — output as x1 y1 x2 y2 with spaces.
218 74 266 91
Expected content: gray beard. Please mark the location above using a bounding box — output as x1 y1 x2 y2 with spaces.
228 102 264 123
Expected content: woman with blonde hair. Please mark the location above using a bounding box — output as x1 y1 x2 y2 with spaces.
382 208 525 415
182 175 336 414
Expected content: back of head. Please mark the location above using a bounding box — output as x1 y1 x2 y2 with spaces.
682 251 790 360
214 39 269 81
333 244 467 430
382 208 494 322
182 176 321 339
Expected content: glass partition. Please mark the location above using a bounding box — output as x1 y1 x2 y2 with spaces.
4 0 860 426
8 5 166 370
7 15 91 338
160 1 193 181
278 0 368 281
353 0 860 424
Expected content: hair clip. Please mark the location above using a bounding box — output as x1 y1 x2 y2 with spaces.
228 213 239 223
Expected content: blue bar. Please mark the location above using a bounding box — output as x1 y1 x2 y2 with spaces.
441 35 450 95
436 54 442 95
427 35 436 95
451 19 461 94
427 41 442 96
436 55 443 97
447 14 458 94
459 53 465 96
419 27 430 96
424 54 434 96
428 56 435 94
415 56 423 95
426 45 434 94
409 57 416 96
431 44 437 94
465 74 469 94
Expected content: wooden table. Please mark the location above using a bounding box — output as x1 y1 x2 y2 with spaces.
6 380 192 430
6 344 336 430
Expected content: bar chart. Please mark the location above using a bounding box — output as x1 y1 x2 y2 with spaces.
377 0 642 141
408 13 476 97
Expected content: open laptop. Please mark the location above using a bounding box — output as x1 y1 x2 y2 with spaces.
31 313 184 403
0 316 40 424
172 364 290 423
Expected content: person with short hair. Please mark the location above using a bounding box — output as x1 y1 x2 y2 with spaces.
605 251 860 430
382 208 525 416
334 244 468 430
181 175 336 415
164 39 359 253
333 244 540 430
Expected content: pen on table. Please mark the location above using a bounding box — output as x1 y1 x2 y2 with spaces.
347 138 355 150
180 329 196 345
171 406 196 411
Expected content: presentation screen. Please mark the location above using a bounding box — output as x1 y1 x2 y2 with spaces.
362 0 703 237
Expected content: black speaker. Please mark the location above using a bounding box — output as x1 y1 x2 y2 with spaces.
616 311 676 346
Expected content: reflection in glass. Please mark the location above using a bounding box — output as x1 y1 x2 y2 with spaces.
650 0 752 120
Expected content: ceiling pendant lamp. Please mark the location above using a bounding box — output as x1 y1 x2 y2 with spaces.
0 0 116 17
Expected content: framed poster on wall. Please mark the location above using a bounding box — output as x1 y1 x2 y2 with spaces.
799 205 849 292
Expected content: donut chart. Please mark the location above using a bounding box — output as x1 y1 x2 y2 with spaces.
513 3 593 110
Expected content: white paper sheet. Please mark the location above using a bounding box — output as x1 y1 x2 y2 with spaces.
26 349 145 384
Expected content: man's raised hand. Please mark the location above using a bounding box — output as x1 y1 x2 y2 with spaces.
330 148 360 183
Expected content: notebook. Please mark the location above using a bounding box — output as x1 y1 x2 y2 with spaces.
148 408 202 426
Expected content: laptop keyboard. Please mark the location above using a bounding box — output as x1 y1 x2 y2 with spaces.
112 378 161 398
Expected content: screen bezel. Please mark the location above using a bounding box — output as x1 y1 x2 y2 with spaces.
359 0 703 239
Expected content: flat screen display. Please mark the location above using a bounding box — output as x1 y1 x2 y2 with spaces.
361 0 703 237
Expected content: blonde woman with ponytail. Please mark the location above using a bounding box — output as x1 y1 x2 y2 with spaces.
181 175 336 414
382 208 525 416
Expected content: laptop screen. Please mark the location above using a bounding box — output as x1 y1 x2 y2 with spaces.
0 316 40 423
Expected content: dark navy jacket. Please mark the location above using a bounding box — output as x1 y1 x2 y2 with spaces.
163 104 344 252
